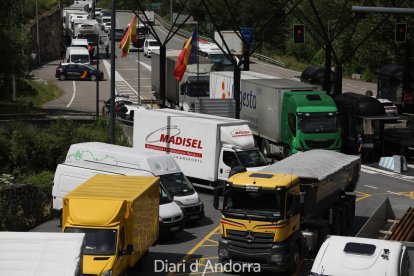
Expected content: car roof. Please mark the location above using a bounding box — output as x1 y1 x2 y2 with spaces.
376 98 392 103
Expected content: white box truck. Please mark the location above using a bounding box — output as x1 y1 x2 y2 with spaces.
0 232 85 276
151 50 213 112
214 30 243 57
132 109 269 188
52 142 203 226
310 235 411 276
211 75 342 158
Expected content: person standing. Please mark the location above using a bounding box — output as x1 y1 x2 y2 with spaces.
356 133 363 156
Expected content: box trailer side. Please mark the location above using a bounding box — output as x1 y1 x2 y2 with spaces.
240 79 283 142
133 110 220 181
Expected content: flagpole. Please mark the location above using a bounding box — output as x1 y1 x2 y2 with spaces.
110 0 116 144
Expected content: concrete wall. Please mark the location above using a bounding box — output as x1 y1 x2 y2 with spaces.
29 6 62 64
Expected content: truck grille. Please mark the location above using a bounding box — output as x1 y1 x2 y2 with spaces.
305 139 335 149
182 204 202 215
227 229 274 254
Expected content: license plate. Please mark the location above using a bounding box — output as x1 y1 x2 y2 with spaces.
170 226 179 231
190 215 199 220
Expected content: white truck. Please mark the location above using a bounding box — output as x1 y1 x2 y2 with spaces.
211 76 342 158
310 235 411 276
139 11 155 25
132 109 269 188
214 31 243 57
0 232 85 275
72 19 99 40
65 11 89 37
151 50 213 111
52 142 204 227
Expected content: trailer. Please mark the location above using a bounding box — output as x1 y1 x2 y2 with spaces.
213 149 361 272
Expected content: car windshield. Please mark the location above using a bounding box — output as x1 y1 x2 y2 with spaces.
102 18 111 23
185 76 209 97
159 172 194 196
64 227 117 255
71 54 89 63
223 188 282 218
298 112 338 133
236 149 268 168
160 185 173 205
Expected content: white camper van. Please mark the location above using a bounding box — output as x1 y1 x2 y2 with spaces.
65 47 90 65
52 143 204 224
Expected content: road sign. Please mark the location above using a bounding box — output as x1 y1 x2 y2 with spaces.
240 28 254 44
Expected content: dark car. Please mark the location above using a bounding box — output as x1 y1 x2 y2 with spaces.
55 63 104 81
110 28 125 42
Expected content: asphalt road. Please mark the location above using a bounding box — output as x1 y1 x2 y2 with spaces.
30 11 414 276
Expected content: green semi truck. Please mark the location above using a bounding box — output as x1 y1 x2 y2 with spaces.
210 73 341 159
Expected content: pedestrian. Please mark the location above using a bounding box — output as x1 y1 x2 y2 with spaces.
88 43 95 61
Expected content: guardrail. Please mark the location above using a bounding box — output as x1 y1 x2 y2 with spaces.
154 14 286 67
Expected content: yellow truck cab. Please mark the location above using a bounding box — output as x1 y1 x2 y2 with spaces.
62 175 159 276
214 170 304 272
214 150 360 272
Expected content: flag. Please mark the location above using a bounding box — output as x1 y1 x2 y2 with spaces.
173 27 198 81
119 16 137 57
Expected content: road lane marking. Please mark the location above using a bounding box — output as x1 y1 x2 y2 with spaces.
363 185 378 190
398 191 414 199
66 80 76 107
356 191 371 202
137 60 152 71
386 191 401 196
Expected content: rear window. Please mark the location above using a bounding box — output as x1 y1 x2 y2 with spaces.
344 242 376 255
149 41 160 47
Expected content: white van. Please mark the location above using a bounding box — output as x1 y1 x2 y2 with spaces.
52 161 184 234
143 38 160 57
65 46 90 65
53 142 204 220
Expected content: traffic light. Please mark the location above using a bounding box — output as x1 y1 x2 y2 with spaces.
293 24 305 44
395 22 407 43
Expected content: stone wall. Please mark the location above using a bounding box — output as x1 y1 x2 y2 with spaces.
29 6 62 64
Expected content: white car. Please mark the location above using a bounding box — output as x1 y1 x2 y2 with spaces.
377 98 398 116
143 38 160 57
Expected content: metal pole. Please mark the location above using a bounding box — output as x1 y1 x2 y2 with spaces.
170 0 173 23
35 0 40 64
110 0 116 143
352 6 414 15
138 45 141 104
234 66 241 119
160 44 166 107
96 36 100 118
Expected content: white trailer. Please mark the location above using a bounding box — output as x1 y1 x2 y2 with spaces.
310 235 411 276
0 232 85 276
151 50 213 111
214 31 243 57
209 70 279 99
132 109 268 187
139 11 155 25
72 19 99 39
65 11 89 36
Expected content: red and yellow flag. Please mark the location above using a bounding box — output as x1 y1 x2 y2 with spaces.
173 28 198 81
119 16 137 57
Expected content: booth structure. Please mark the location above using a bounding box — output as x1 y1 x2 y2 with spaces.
300 65 335 93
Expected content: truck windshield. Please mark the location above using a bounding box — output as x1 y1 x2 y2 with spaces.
236 149 268 168
64 227 117 256
159 172 194 196
160 185 173 205
298 112 338 133
223 189 282 219
186 76 209 97
71 54 89 64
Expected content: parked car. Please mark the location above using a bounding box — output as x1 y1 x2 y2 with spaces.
377 98 398 116
55 63 104 81
143 38 161 57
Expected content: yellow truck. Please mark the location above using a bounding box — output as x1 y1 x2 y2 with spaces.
62 174 159 276
214 150 361 272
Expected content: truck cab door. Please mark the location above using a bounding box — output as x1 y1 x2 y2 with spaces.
218 149 239 181
113 226 129 275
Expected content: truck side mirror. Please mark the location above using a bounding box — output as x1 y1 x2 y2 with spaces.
213 185 225 210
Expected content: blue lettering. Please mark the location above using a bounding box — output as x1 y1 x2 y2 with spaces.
240 90 257 110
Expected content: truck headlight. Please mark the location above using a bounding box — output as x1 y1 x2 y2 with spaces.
219 248 229 258
101 270 112 276
271 253 283 263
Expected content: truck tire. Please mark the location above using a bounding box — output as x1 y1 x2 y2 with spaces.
287 241 301 274
260 139 270 157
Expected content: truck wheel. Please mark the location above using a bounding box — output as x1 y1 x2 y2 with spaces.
283 147 291 159
287 242 300 273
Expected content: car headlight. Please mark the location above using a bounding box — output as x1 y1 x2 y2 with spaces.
271 253 283 263
101 270 112 276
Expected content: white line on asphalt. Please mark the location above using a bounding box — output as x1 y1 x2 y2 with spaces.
364 185 378 190
137 60 151 71
386 191 401 196
66 81 76 108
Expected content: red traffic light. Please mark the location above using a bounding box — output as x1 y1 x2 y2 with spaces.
293 24 305 44
395 22 407 43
